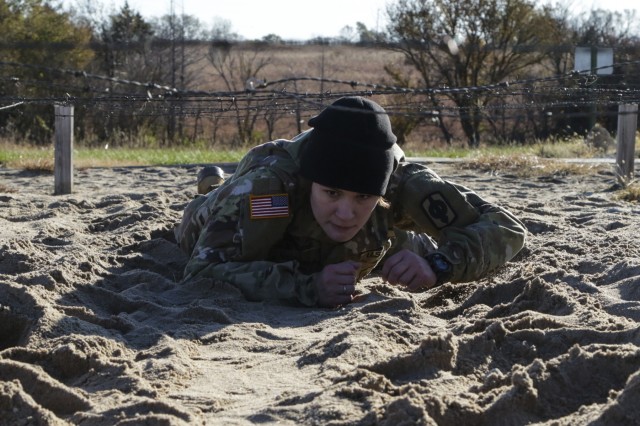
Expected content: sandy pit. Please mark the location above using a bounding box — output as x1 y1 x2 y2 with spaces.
1 161 639 425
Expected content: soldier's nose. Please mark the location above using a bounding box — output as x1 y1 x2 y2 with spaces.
334 200 355 220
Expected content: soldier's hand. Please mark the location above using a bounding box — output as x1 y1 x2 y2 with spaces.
381 249 437 291
314 261 360 308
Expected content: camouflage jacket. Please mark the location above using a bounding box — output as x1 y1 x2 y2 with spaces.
175 131 527 306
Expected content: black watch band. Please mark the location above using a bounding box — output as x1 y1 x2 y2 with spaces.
425 253 453 286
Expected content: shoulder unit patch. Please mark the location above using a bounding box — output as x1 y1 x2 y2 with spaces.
422 192 457 229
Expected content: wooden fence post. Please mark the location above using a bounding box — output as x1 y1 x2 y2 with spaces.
54 104 74 195
616 104 638 184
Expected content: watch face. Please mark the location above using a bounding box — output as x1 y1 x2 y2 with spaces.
427 254 452 285
432 255 451 272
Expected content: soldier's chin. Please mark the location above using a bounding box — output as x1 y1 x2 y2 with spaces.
324 224 358 242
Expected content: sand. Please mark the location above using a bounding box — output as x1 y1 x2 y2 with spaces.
1 161 639 425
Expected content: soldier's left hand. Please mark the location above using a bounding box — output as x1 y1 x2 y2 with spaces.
381 249 437 291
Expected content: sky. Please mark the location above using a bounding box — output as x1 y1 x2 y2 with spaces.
62 0 639 41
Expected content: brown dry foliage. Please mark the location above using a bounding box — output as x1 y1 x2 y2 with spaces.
462 154 608 178
615 182 640 202
176 43 441 146
196 43 409 90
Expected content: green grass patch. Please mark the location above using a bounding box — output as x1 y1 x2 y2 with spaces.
3 140 638 203
1 136 634 173
403 138 604 159
75 147 246 167
0 143 247 169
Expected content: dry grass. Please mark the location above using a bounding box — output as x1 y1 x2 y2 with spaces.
14 158 55 172
202 43 409 89
614 182 640 202
463 152 640 204
187 43 420 145
461 153 608 178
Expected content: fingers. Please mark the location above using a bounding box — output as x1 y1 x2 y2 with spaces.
326 263 358 299
382 250 436 291
381 255 410 284
331 261 360 276
317 283 355 308
381 250 413 284
404 274 425 292
315 262 360 308
324 261 360 285
380 253 398 280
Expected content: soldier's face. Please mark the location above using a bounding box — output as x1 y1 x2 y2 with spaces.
310 183 380 242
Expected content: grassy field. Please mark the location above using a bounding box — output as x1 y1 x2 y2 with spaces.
1 136 633 173
0 143 248 170
2 138 639 201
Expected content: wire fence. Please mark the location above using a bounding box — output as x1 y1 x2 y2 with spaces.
2 61 640 111
1 55 640 147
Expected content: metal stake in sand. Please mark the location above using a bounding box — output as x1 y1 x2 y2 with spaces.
54 104 74 195
615 104 638 185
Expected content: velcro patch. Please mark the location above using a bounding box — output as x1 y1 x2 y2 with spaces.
250 193 289 219
422 192 456 229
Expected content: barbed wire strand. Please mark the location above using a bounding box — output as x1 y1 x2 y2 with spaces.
1 60 640 124
0 101 24 111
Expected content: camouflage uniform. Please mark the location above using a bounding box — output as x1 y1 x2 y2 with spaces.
175 130 526 306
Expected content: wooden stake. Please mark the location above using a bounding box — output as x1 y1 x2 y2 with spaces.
54 104 74 195
616 104 638 185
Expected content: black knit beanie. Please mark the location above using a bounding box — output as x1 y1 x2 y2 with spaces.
300 96 397 196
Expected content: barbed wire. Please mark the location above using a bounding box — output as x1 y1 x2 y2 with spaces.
1 59 640 122
3 58 640 95
0 101 24 111
2 96 638 122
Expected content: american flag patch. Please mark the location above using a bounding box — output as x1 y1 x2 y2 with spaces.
250 193 289 219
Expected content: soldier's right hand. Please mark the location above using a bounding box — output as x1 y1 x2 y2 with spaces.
314 261 360 308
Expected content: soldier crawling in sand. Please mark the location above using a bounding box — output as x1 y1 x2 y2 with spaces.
175 96 527 308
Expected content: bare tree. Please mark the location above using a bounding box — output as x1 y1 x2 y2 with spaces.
207 42 272 146
85 2 159 145
386 0 560 146
536 5 640 136
150 13 211 143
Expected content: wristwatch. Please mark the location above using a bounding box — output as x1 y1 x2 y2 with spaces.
425 253 453 286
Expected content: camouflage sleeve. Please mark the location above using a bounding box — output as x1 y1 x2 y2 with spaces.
385 228 438 258
182 167 318 306
388 162 527 283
